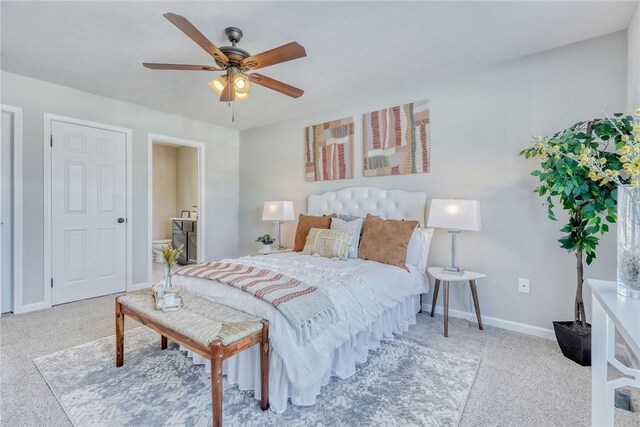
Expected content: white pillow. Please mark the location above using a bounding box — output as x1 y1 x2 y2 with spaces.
330 217 364 259
406 228 434 271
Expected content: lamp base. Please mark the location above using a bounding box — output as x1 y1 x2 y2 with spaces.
442 266 465 275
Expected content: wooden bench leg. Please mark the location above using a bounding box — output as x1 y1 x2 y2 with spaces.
210 341 223 427
115 299 124 367
260 320 270 411
161 335 168 350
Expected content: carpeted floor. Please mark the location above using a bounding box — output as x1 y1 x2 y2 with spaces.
1 294 638 427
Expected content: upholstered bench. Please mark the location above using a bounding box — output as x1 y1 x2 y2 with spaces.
115 293 269 427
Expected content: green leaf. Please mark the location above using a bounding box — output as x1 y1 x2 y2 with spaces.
585 225 599 234
604 198 615 209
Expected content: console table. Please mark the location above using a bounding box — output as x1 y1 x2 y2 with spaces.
587 279 640 426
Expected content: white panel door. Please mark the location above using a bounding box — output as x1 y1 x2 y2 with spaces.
51 121 127 305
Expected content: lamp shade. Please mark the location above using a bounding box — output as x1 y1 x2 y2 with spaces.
208 77 226 95
427 199 481 231
262 201 295 221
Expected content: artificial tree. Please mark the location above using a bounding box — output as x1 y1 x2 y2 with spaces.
520 113 636 334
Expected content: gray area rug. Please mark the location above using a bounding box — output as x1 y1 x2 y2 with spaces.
34 327 480 426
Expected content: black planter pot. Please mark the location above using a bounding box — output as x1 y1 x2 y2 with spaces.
553 321 591 366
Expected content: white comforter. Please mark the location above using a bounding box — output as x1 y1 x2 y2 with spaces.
171 252 429 391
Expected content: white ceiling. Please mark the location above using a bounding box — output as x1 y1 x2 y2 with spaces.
1 1 637 130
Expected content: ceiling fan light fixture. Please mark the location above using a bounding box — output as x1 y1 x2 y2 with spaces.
208 75 250 101
208 76 227 95
233 74 250 94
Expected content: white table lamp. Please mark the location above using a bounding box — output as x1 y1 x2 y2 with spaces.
427 199 481 274
262 201 295 249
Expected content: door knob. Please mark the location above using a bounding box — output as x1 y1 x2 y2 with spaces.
117 218 125 224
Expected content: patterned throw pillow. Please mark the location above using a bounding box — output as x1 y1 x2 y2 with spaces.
302 228 355 260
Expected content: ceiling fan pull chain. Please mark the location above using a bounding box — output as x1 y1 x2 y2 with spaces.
232 102 235 123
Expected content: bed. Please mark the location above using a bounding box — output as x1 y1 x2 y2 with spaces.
171 187 430 413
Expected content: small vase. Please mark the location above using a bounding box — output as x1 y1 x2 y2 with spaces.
262 244 272 254
164 265 173 289
617 185 640 299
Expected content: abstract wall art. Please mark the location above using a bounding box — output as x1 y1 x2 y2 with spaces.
363 100 430 177
305 117 354 181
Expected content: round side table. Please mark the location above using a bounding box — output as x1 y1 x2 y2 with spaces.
427 267 487 337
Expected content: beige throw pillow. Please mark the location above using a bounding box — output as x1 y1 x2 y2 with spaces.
302 228 355 260
358 214 419 270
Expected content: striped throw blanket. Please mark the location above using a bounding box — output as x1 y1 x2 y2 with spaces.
173 262 337 345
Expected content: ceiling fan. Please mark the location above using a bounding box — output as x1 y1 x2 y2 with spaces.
143 13 306 102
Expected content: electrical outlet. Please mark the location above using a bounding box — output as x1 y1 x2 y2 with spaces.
518 278 530 294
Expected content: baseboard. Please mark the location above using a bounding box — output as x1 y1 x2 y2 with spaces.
129 282 151 292
11 300 48 315
422 303 556 340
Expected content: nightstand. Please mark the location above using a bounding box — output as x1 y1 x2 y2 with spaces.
258 247 293 255
427 267 486 337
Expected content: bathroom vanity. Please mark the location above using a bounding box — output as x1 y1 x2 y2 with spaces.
171 218 197 264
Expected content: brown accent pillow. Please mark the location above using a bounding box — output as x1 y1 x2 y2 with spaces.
358 214 419 270
293 214 336 252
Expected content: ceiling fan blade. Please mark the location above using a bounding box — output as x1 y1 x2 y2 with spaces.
163 13 229 65
219 80 236 102
143 63 218 71
241 42 306 70
248 73 304 98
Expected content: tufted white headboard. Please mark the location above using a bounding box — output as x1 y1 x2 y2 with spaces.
308 187 427 226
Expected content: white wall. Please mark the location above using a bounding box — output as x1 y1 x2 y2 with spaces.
629 2 640 112
0 70 240 308
239 32 627 333
177 146 199 215
152 144 178 240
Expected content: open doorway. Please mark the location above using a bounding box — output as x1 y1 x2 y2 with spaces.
147 134 205 284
